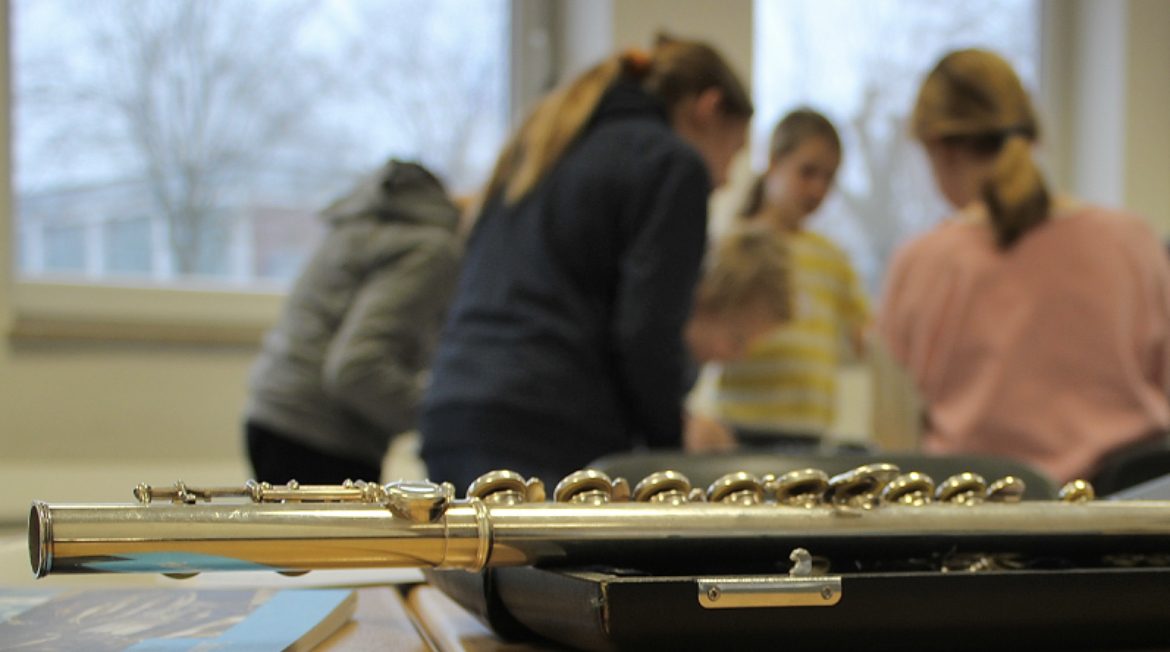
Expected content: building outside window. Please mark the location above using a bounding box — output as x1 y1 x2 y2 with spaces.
12 0 510 286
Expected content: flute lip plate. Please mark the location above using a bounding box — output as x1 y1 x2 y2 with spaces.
28 500 52 578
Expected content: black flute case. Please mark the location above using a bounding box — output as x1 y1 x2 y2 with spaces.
427 456 1170 650
429 564 1170 651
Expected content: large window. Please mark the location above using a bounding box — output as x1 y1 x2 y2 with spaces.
13 0 510 286
754 0 1041 293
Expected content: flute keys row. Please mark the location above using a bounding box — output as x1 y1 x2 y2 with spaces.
687 465 1028 508
464 464 1096 507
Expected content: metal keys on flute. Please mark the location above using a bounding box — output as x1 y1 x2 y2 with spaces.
28 464 1170 578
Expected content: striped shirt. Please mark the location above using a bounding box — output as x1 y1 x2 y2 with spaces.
716 230 869 436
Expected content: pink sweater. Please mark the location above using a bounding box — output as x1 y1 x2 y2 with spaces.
879 206 1170 483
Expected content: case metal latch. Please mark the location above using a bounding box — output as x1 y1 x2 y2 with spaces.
696 575 842 609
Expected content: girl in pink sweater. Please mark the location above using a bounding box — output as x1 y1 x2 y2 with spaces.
878 49 1170 485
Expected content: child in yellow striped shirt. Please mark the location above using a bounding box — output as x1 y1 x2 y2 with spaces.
715 109 869 446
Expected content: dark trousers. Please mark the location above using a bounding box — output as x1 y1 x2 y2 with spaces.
734 426 823 452
246 421 382 485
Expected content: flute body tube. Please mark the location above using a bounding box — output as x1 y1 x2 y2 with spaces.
27 468 1170 579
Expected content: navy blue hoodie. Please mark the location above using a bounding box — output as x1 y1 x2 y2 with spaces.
421 79 710 476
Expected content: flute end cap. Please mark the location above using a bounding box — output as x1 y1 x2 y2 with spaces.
28 501 51 578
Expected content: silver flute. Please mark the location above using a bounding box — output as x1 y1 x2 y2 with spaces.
28 464 1170 579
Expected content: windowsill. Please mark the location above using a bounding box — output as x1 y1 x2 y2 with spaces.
8 280 284 345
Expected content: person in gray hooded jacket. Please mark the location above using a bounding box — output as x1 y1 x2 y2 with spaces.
244 160 462 484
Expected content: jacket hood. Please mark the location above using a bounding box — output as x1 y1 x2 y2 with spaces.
320 159 460 230
588 78 670 130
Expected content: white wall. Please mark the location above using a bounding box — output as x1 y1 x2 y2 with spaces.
1065 0 1130 207
2 0 1168 524
1124 0 1170 232
0 337 259 521
608 0 753 85
557 0 614 79
1056 0 1170 231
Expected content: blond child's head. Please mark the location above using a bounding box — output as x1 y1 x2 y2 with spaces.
686 226 791 362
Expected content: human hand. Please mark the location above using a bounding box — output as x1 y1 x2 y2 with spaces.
684 413 737 453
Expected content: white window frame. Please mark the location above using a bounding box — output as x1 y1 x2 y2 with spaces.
1 0 554 344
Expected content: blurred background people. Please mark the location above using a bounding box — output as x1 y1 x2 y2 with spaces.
420 37 754 491
713 109 869 448
245 160 462 484
878 49 1170 485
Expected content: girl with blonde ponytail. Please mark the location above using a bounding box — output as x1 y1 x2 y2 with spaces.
421 36 753 490
879 49 1170 487
910 49 1049 247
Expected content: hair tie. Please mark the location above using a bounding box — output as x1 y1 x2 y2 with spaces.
621 48 652 78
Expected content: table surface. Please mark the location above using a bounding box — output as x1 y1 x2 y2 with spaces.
0 533 557 651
